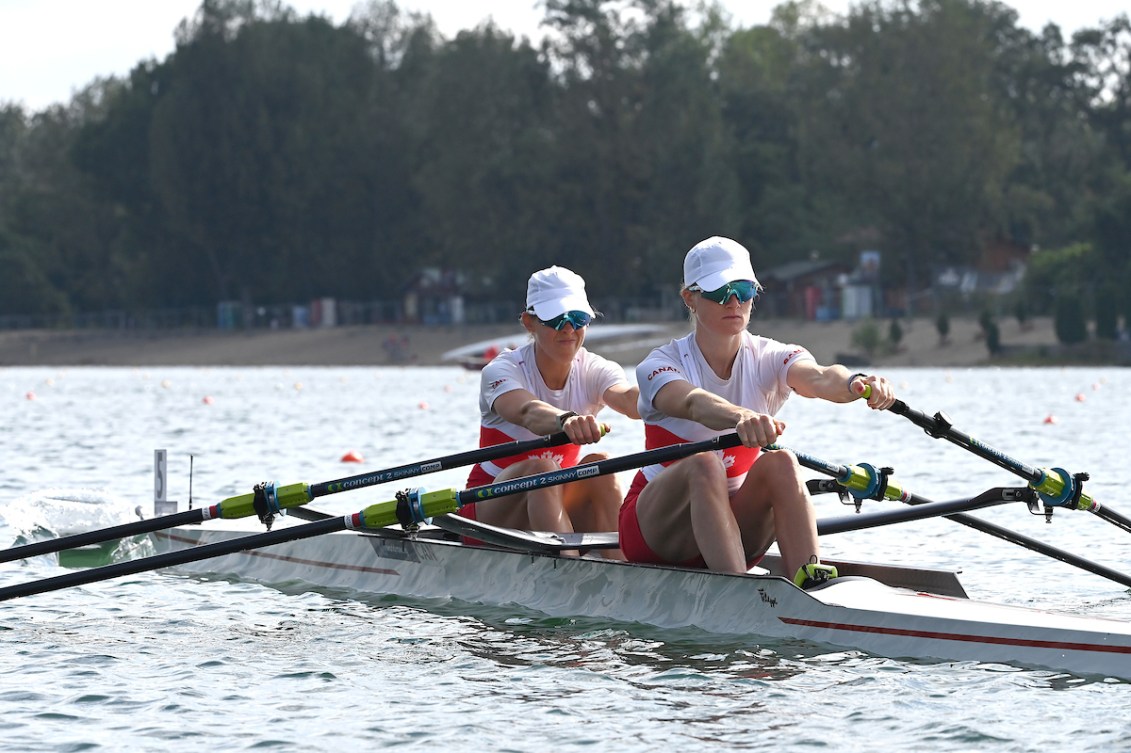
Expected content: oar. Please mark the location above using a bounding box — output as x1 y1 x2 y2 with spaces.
0 430 578 564
817 487 1027 535
780 446 1131 589
888 399 1131 534
0 432 746 602
768 443 912 504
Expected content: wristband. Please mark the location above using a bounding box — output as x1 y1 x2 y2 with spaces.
557 411 579 430
848 372 868 397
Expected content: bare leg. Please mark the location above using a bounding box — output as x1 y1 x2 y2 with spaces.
731 449 818 576
632 453 747 573
473 457 579 555
562 452 625 559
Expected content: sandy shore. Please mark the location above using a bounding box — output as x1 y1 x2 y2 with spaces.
0 316 1065 368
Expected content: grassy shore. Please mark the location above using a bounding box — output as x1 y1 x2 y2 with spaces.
0 315 1087 369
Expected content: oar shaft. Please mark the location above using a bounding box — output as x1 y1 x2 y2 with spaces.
769 445 910 503
454 433 744 508
308 431 572 498
1095 506 1131 535
817 488 1023 535
942 510 1131 589
889 399 1131 531
889 400 1043 482
0 517 347 602
0 432 742 601
0 508 211 565
0 432 577 564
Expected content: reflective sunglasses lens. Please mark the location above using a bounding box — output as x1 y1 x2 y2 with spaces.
701 280 757 304
543 311 592 330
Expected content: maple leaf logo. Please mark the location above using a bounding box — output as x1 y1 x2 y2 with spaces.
534 450 566 466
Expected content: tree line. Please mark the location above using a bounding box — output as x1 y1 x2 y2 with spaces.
1 0 1130 327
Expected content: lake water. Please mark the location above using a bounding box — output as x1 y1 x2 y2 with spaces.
2 365 1131 751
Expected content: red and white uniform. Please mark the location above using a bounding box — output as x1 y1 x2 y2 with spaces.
460 342 628 518
632 331 813 495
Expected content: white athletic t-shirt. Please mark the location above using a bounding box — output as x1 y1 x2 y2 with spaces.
474 342 628 477
634 331 814 491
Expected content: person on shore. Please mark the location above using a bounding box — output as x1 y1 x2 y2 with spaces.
619 236 896 586
460 266 639 558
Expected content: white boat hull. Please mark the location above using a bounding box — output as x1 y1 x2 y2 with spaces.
153 523 1131 680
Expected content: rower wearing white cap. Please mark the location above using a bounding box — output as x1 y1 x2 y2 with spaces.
460 266 640 557
620 236 896 585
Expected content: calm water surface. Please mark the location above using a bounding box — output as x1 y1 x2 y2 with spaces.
2 365 1131 751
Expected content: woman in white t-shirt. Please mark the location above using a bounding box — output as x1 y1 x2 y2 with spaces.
619 237 895 586
460 266 639 557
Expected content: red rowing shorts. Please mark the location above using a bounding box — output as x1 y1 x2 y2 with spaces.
618 470 762 570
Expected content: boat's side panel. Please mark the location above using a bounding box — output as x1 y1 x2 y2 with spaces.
155 527 799 636
154 526 1131 680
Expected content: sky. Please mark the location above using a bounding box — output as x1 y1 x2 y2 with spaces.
1 0 1129 112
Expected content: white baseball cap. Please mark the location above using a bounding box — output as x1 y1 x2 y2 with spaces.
683 236 759 291
526 266 595 319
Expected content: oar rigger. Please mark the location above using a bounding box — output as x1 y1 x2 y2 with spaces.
1035 469 1092 522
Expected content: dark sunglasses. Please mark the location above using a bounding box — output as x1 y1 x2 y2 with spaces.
687 279 760 305
536 310 593 330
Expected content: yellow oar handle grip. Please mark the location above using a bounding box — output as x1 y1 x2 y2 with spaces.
849 372 871 400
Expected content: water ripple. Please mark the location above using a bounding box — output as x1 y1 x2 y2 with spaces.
3 367 1131 751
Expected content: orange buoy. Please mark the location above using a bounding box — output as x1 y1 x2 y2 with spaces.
1074 393 1086 402
341 451 364 463
1043 415 1057 424
25 391 35 400
418 401 429 410
202 395 214 405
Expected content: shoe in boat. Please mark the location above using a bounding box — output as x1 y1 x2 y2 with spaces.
793 559 838 590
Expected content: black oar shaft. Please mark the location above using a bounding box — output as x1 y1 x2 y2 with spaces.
0 432 744 601
0 517 347 602
943 510 1131 589
890 400 1043 482
0 432 576 564
891 399 1131 535
454 433 743 507
308 431 571 498
817 488 1022 535
803 443 1131 589
1096 507 1131 535
0 508 210 565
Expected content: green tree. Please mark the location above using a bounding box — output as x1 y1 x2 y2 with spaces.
146 0 414 304
402 24 558 297
984 319 1002 355
888 318 903 350
851 319 881 356
1054 295 1088 344
544 0 741 301
1094 284 1120 340
795 0 1020 302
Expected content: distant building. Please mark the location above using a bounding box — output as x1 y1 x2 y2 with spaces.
403 268 465 324
758 259 852 320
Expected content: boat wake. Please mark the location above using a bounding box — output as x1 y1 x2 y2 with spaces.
0 488 154 564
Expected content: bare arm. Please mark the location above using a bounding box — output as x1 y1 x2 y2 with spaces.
491 389 606 444
787 360 896 410
603 383 641 420
652 379 784 448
